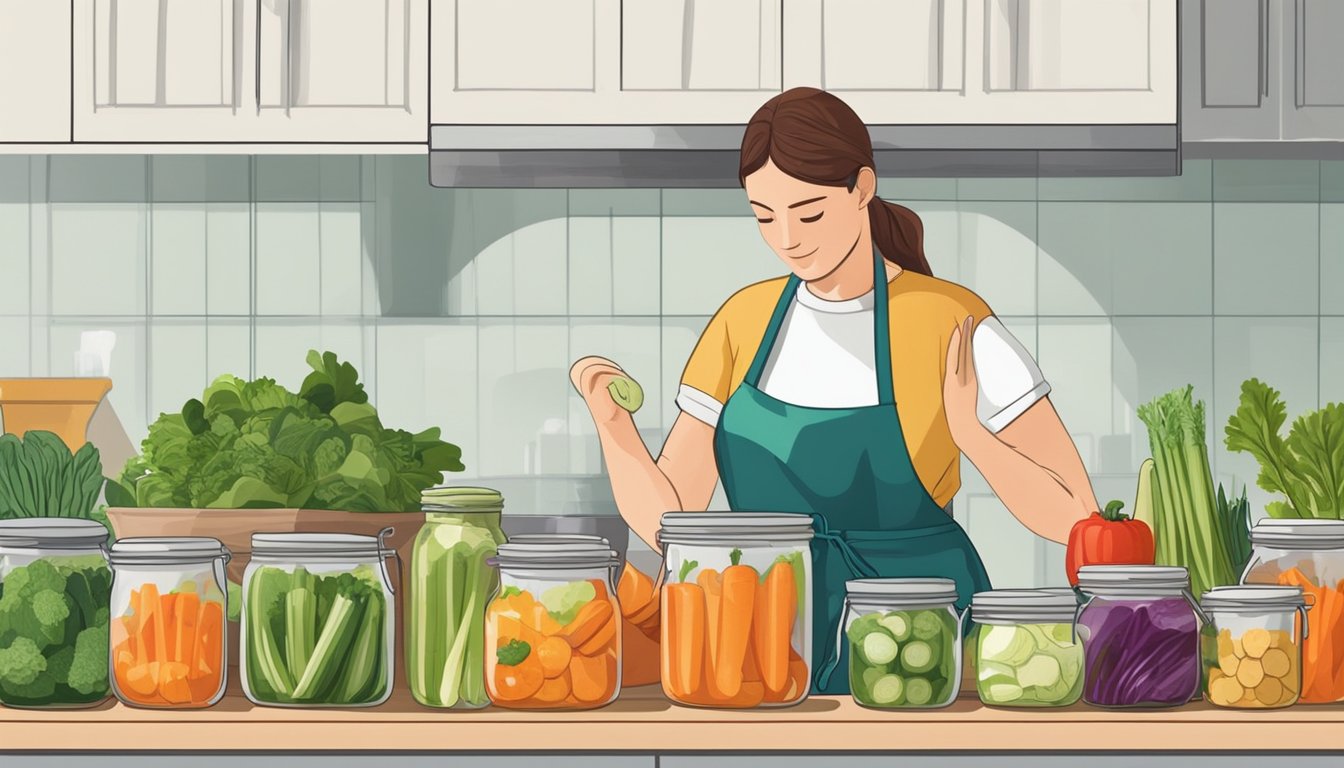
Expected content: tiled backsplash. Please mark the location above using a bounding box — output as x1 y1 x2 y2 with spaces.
2 155 1343 588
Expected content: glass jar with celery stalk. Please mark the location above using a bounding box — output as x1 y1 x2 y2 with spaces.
407 486 506 709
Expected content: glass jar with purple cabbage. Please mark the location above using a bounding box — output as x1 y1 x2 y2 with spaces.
1076 565 1203 709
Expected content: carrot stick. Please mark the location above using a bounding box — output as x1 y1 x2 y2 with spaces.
174 590 200 667
139 583 165 663
697 568 724 697
664 583 706 700
714 550 757 699
754 559 795 694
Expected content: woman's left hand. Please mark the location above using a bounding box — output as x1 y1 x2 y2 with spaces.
942 315 982 443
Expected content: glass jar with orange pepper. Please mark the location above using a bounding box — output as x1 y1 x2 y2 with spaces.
485 538 622 709
107 537 231 709
656 513 814 709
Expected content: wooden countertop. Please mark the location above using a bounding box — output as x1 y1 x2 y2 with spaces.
5 686 1344 753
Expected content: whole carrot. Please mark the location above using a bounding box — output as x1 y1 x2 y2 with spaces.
754 558 796 695
697 566 723 696
663 559 705 700
714 549 757 699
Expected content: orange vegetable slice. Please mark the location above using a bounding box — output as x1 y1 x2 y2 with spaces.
533 671 572 704
536 636 574 678
490 648 545 703
570 651 614 704
560 599 615 649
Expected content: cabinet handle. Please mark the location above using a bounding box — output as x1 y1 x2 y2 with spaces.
254 0 261 111
285 0 294 114
1295 0 1305 107
1260 0 1269 97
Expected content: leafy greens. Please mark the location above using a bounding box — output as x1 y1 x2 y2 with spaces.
106 350 464 513
1225 378 1344 519
0 431 105 520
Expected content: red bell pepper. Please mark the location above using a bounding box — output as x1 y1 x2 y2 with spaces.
1065 500 1156 586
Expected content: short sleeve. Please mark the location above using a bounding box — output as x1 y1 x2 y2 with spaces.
677 310 734 426
972 316 1051 432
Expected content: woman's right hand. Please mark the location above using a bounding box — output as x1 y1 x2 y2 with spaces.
570 356 630 425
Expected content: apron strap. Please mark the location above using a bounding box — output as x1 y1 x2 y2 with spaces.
809 512 880 690
744 275 802 387
872 246 896 407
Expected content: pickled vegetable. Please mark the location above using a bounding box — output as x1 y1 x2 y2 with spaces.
111 581 226 708
618 564 661 687
1081 597 1199 708
1204 627 1299 709
848 609 958 709
486 582 619 709
975 623 1083 707
1275 567 1344 703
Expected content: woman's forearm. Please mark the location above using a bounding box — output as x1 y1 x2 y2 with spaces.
593 412 683 549
955 423 1091 544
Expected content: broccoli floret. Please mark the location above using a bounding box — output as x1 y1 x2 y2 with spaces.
66 624 108 696
0 597 62 652
0 566 31 598
0 638 48 686
31 590 71 628
16 560 67 598
44 646 75 685
1 671 55 701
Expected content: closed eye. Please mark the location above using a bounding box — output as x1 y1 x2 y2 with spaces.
800 211 824 223
756 217 775 224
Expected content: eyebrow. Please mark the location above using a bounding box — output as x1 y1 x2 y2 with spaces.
748 195 828 213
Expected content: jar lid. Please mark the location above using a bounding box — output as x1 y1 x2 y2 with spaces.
1250 519 1344 550
971 588 1080 623
1202 585 1306 611
658 512 814 545
421 486 504 510
109 537 230 566
250 532 389 560
494 538 618 569
845 577 959 607
0 518 108 550
1076 565 1190 596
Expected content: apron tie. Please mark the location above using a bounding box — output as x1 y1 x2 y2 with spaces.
809 512 879 690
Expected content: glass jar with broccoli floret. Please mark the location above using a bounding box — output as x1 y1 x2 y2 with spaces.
843 578 964 709
970 589 1084 708
240 532 396 708
0 518 113 708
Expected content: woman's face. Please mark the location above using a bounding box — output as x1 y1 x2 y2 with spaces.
744 158 876 282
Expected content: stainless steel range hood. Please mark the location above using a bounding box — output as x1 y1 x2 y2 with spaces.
429 124 1180 188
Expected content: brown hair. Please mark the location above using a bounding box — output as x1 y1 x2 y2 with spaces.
738 87 932 276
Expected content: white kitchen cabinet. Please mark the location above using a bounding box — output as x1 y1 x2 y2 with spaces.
1181 0 1280 141
0 1 72 142
433 0 783 124
72 0 427 143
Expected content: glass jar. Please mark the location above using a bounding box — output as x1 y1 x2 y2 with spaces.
485 537 621 710
1241 519 1344 703
240 531 396 708
107 537 231 709
1076 565 1203 709
971 589 1083 708
657 513 814 709
407 499 506 709
844 578 964 709
0 518 112 708
1200 585 1307 709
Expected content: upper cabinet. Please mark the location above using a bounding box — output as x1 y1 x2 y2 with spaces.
433 0 1176 126
1184 0 1344 141
72 0 428 143
0 1 72 142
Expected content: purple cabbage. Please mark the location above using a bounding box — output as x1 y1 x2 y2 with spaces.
1081 597 1199 708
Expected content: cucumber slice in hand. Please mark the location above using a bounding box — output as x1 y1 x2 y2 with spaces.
607 375 644 413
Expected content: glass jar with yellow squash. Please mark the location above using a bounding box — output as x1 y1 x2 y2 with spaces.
1200 586 1308 709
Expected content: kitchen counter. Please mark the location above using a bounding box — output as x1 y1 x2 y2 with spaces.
5 686 1344 756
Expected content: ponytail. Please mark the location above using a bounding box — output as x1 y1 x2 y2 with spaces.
868 198 933 276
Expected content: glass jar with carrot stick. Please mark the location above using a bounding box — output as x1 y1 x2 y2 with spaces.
656 513 814 709
1243 520 1344 704
485 538 622 710
108 538 231 709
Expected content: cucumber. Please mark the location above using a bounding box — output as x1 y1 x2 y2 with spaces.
871 674 905 706
878 612 912 642
900 640 937 675
846 614 883 645
912 610 944 641
905 676 935 706
861 630 899 666
1132 458 1156 533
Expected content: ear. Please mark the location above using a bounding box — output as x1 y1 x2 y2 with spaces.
854 166 878 209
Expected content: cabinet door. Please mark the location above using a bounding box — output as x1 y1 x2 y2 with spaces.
978 0 1177 123
254 0 427 141
1182 0 1279 140
783 0 968 124
1283 0 1344 138
73 0 248 141
433 0 780 125
0 1 72 142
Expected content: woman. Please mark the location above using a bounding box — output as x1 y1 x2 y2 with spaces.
571 88 1099 695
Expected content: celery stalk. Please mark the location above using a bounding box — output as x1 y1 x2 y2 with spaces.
439 544 480 706
284 587 317 678
247 569 295 697
292 593 363 700
335 594 384 703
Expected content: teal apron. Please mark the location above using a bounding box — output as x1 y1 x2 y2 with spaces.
712 247 992 695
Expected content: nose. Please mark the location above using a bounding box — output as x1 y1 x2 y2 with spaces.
779 220 802 251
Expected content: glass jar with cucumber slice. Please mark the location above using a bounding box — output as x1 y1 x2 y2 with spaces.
970 589 1084 708
843 578 964 709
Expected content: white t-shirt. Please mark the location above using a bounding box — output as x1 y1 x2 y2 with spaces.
677 281 1050 432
